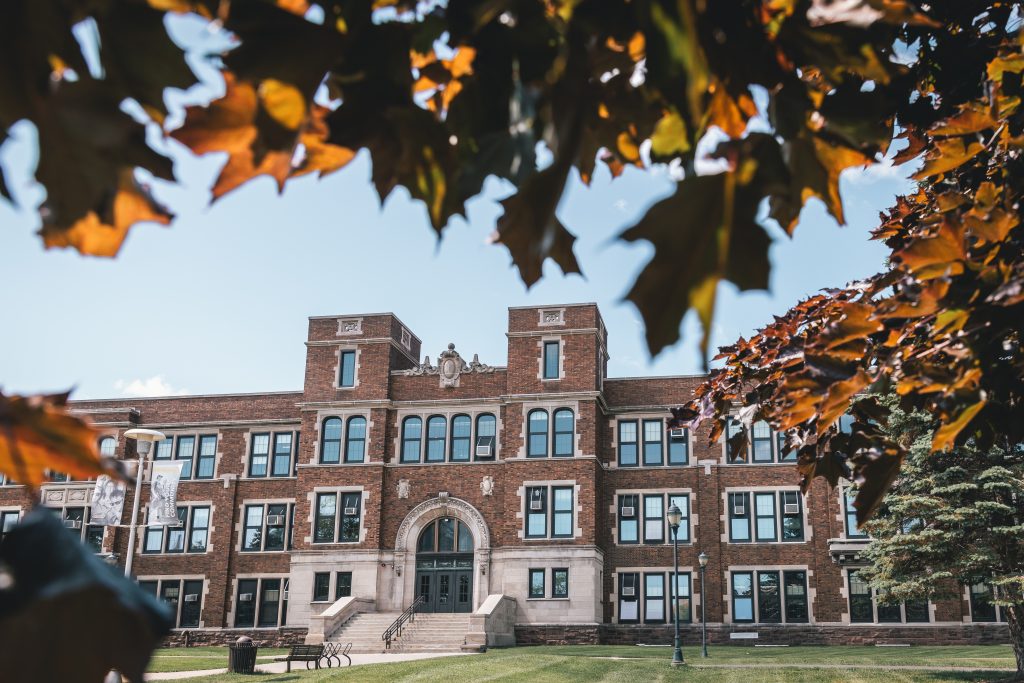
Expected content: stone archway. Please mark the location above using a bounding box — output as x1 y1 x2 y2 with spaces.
393 495 491 612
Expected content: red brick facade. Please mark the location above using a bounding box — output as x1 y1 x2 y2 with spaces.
0 304 1006 646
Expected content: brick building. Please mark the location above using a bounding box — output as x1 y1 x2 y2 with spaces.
0 303 1008 647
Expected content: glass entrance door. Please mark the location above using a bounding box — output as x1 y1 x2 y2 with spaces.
415 518 475 613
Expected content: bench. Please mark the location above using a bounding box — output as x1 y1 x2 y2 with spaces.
282 643 352 671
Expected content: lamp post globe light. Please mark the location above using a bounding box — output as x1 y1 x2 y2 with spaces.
666 503 684 666
122 428 166 578
698 551 709 658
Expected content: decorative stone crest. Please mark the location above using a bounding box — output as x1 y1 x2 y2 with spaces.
480 476 494 497
394 343 495 387
397 479 410 499
539 308 565 326
337 318 362 335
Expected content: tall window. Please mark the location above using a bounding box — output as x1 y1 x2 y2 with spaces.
313 492 361 543
543 340 560 379
401 417 422 463
618 420 638 467
553 569 569 598
729 491 804 543
250 434 270 476
154 435 216 480
643 495 664 544
970 583 1003 622
426 416 447 462
644 574 665 623
242 503 291 552
553 409 574 457
552 487 574 537
345 417 366 463
140 578 204 628
313 572 331 602
336 572 352 600
475 414 496 460
271 433 293 476
754 493 777 541
643 420 663 466
143 506 209 554
732 572 755 622
777 432 797 461
672 572 692 623
751 420 773 462
234 578 288 628
529 569 545 598
668 427 688 465
619 573 640 623
728 493 751 541
321 418 342 464
668 494 690 542
99 437 117 457
451 415 471 462
527 410 548 458
525 487 548 538
0 510 18 541
176 436 195 479
844 490 867 538
726 419 746 463
339 350 356 387
618 494 639 544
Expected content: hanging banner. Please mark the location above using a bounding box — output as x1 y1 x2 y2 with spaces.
149 461 184 526
89 475 127 526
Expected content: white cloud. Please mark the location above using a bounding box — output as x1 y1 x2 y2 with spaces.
114 375 189 398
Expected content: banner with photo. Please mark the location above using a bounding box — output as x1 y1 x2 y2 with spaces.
148 461 184 526
89 475 127 526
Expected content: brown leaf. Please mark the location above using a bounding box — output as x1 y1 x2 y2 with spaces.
931 400 985 452
818 369 871 436
912 138 985 180
894 221 966 279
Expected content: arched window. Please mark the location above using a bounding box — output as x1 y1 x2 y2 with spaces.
527 410 548 458
401 417 422 463
426 416 447 462
553 409 574 457
450 415 471 462
98 437 117 458
418 521 436 552
417 519 474 554
475 413 496 460
345 416 366 463
320 418 342 464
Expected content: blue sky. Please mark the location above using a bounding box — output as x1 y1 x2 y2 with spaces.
0 18 915 400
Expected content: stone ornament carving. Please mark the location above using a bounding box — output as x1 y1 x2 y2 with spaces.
539 308 565 326
337 318 362 335
397 479 410 499
394 495 490 551
400 328 412 350
480 476 494 497
394 343 495 387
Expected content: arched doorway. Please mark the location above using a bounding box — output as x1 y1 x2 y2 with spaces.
415 518 473 613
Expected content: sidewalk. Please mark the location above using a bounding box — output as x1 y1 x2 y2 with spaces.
145 651 472 680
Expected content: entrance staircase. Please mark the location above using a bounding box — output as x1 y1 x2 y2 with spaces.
328 612 473 653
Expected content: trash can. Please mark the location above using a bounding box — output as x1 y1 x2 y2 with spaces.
228 636 259 674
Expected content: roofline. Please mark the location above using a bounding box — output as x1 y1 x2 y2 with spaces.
306 312 422 344
69 389 304 404
605 374 709 382
506 302 599 311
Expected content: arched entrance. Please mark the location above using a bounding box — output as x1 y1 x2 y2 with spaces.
415 518 473 613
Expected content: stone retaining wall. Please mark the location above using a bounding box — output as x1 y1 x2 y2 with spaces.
161 627 308 648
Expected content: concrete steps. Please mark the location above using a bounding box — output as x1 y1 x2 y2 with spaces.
329 612 472 654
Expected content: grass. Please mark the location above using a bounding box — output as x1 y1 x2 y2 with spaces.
172 646 1018 682
147 647 288 673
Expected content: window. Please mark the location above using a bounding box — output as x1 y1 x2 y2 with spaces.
339 350 356 388
0 510 18 541
618 420 638 467
645 573 665 622
250 432 294 477
153 434 216 480
320 418 342 464
525 486 574 539
736 571 808 623
758 571 782 622
672 573 692 623
401 417 422 463
176 436 195 479
155 438 173 461
844 490 867 538
543 340 559 379
553 409 574 457
271 433 293 476
643 420 663 466
141 578 204 628
617 571 683 624
249 434 270 476
726 419 746 463
777 431 797 461
335 572 352 600
643 495 664 544
345 417 366 463
751 421 773 462
197 435 217 479
451 415 471 462
475 413 496 460
143 506 210 554
99 437 117 457
668 427 688 465
848 570 930 623
969 583 1003 622
0 473 16 486
50 506 104 552
313 573 331 602
529 569 545 598
726 418 792 463
619 573 640 622
242 503 292 552
234 578 288 628
426 416 447 462
732 572 754 622
313 492 362 543
552 569 569 598
527 410 548 458
668 494 690 542
618 494 639 544
729 491 804 543
784 571 809 622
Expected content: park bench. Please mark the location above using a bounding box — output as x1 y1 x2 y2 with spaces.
283 642 352 671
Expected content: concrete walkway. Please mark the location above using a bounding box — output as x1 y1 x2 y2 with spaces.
145 652 472 680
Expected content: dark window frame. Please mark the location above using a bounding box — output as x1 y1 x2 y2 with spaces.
552 408 574 457
618 419 638 467
642 419 663 466
401 416 422 463
542 340 560 380
450 414 472 462
617 494 639 544
344 416 366 464
529 569 546 598
425 415 447 462
320 418 342 464
338 350 356 388
474 413 497 460
527 410 549 458
552 568 569 598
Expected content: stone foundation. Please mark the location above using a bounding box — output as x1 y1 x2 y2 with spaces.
161 627 308 648
514 624 1010 647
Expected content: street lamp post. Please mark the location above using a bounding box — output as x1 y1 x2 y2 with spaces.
698 551 709 657
122 428 166 577
667 503 684 666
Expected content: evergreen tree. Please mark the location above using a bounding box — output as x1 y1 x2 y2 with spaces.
857 395 1024 673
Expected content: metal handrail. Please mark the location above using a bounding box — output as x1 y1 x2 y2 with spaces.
382 594 426 649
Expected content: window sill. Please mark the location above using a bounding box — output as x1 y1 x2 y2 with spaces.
239 550 290 554
391 460 502 466
526 597 570 602
726 540 808 545
240 476 298 481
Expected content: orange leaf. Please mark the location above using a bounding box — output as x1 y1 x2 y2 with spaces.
912 138 985 180
171 73 258 155
930 108 997 136
931 401 985 452
818 370 872 436
894 222 966 279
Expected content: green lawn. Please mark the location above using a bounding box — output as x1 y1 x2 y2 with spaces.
147 647 288 673
176 646 1019 682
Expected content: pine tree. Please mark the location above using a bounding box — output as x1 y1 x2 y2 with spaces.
857 395 1024 673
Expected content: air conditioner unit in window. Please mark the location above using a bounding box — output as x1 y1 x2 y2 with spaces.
343 507 358 516
669 428 686 440
283 590 289 601
620 506 636 518
475 445 491 457
267 515 285 526
183 594 199 603
530 499 543 511
64 519 82 530
239 593 253 602
733 503 746 517
621 586 635 597
784 503 799 515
